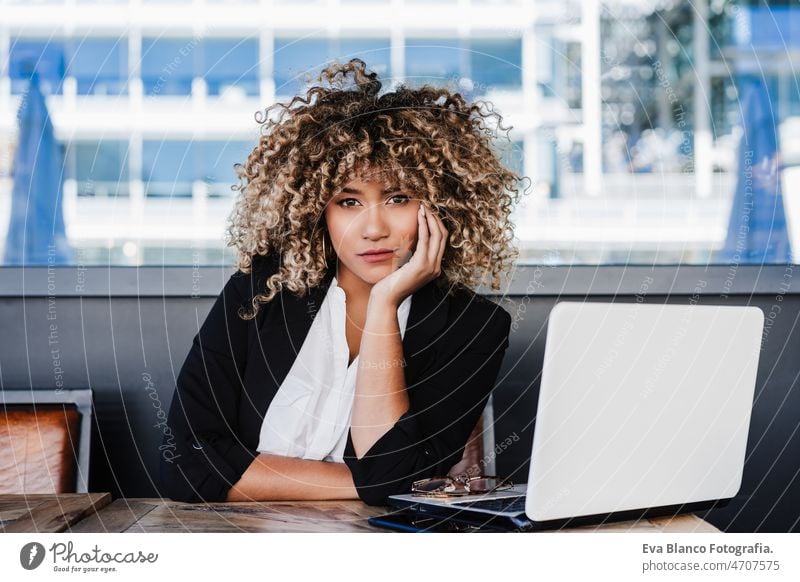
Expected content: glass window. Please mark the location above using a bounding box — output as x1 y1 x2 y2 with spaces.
200 140 254 197
9 38 66 95
563 41 583 108
142 140 253 198
274 38 391 96
70 140 130 197
469 38 522 92
202 38 259 97
68 37 128 96
141 37 197 96
274 38 330 96
536 34 556 98
142 140 195 197
711 73 782 147
731 3 800 51
4 2 799 267
540 35 582 106
405 38 464 87
788 74 800 117
335 38 391 78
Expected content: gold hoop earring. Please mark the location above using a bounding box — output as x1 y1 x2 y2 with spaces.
322 234 328 268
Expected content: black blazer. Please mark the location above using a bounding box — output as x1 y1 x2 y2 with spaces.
160 252 512 505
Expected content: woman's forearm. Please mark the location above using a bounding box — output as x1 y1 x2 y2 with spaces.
225 452 360 502
350 294 409 459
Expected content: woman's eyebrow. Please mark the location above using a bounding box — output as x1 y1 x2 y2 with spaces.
339 186 401 195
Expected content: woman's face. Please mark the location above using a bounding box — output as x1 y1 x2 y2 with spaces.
324 177 421 287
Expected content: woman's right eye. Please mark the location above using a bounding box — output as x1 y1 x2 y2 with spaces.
336 198 360 208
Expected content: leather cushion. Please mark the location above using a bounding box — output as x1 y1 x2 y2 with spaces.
0 405 80 494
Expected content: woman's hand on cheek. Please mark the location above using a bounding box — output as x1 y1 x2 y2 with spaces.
370 201 448 307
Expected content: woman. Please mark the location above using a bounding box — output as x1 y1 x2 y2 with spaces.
160 58 525 505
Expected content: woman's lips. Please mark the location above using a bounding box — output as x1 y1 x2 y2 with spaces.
359 251 394 263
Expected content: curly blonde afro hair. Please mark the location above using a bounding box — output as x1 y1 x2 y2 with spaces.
225 58 528 320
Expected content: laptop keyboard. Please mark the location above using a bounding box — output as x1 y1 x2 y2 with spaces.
450 495 527 514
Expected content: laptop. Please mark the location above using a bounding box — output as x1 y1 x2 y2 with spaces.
387 301 765 531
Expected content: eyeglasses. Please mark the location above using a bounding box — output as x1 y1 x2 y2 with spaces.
411 473 513 498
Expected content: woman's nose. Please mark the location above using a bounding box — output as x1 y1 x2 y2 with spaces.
361 201 389 238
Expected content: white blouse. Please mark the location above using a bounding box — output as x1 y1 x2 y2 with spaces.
256 276 413 462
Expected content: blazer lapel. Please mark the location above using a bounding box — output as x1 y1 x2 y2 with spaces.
252 269 335 393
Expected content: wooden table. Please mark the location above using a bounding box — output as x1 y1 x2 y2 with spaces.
70 497 719 533
0 493 111 533
70 498 385 533
0 494 720 533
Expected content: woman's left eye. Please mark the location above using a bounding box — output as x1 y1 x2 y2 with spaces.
386 194 410 205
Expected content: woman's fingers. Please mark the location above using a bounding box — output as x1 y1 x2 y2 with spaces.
423 202 442 268
425 203 447 275
415 200 430 265
412 200 447 282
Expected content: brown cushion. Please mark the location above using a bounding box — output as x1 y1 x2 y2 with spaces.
0 405 80 494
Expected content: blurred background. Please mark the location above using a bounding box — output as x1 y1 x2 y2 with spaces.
0 0 798 267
